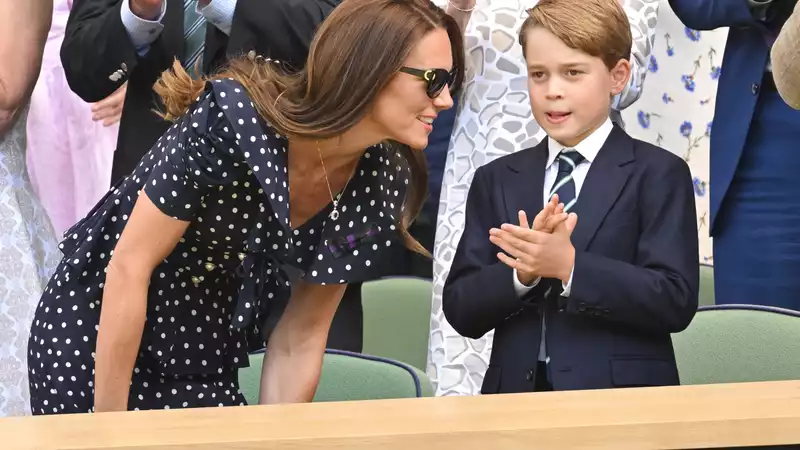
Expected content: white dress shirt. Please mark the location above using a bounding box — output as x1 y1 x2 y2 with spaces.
120 0 238 56
511 118 614 362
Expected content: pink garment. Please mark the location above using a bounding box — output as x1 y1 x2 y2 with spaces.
27 0 118 237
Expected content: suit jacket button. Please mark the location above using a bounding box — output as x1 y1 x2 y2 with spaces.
526 369 534 381
751 83 759 95
577 302 587 312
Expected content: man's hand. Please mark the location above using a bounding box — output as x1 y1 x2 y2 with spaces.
498 195 567 285
533 194 568 233
91 83 127 127
129 0 163 20
489 212 578 285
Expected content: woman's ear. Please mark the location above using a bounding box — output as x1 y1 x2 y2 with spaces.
609 58 632 96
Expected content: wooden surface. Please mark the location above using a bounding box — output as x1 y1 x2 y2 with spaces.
2 380 800 449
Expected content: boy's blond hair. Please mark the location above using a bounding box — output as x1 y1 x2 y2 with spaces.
519 0 632 70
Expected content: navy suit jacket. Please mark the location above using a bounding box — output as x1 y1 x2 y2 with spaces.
443 126 699 393
669 0 796 233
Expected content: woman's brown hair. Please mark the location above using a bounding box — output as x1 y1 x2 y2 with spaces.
153 0 464 257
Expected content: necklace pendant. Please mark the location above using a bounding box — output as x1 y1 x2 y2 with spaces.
329 209 340 221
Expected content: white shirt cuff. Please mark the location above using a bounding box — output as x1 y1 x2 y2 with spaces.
560 266 575 297
513 269 540 297
120 0 167 53
199 0 238 36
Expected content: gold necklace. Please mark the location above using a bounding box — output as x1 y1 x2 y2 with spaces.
316 141 355 221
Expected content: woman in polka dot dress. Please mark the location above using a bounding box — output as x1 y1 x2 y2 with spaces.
27 0 464 415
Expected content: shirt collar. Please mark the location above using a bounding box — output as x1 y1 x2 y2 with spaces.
546 118 613 168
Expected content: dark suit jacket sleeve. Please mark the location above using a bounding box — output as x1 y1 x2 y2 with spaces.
227 0 337 70
668 0 763 30
61 0 140 102
442 167 548 340
566 158 699 335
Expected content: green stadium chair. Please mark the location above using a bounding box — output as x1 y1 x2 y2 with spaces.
672 305 800 385
699 263 715 306
361 277 433 371
238 349 434 405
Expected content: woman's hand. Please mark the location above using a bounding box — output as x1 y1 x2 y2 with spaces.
259 281 346 404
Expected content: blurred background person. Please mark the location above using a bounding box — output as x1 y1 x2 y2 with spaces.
670 0 800 310
0 0 61 417
27 0 124 236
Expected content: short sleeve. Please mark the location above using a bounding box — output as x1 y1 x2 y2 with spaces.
143 87 245 221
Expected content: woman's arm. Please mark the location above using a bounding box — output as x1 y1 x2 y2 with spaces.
94 192 190 412
0 0 52 135
259 281 346 404
446 0 475 36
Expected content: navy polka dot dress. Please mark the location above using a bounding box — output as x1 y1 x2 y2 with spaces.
27 79 411 414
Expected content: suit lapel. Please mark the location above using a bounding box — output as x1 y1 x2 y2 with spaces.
502 141 548 225
570 126 635 252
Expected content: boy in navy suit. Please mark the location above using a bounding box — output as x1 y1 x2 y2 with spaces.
443 0 699 393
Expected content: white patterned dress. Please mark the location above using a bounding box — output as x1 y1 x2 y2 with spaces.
0 105 60 417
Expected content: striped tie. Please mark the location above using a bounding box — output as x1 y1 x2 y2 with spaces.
182 0 206 69
548 149 585 212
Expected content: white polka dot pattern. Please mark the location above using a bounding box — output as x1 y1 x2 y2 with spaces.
27 79 412 415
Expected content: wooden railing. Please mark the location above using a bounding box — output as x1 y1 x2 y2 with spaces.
2 380 799 449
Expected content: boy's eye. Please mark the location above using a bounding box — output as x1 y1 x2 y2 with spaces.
566 69 582 76
530 71 545 78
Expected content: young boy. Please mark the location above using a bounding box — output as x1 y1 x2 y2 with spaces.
442 0 699 393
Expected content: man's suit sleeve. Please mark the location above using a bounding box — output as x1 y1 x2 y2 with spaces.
61 0 141 103
442 167 547 340
668 0 760 30
565 156 699 335
226 0 337 70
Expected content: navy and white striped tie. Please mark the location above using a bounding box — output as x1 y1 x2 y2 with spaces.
548 149 585 212
182 0 206 69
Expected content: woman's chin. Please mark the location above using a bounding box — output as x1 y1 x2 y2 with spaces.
404 136 429 151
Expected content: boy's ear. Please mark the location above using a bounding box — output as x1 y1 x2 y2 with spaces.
609 58 632 96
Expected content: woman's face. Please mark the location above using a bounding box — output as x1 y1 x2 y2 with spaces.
370 27 455 150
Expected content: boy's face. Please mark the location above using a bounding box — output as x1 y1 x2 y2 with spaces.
523 27 630 147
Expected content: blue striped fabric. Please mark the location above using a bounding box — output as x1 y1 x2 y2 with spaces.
182 0 206 69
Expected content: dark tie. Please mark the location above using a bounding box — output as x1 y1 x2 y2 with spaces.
548 149 585 212
182 0 206 69
537 148 586 382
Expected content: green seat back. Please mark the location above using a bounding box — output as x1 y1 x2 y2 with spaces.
238 349 434 405
699 263 715 306
361 277 433 371
672 305 800 385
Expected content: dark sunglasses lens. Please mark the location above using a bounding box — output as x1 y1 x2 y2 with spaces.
427 70 451 98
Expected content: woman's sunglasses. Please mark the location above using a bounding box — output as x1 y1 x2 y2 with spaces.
399 67 457 99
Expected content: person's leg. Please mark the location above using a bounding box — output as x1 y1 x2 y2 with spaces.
713 91 800 310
